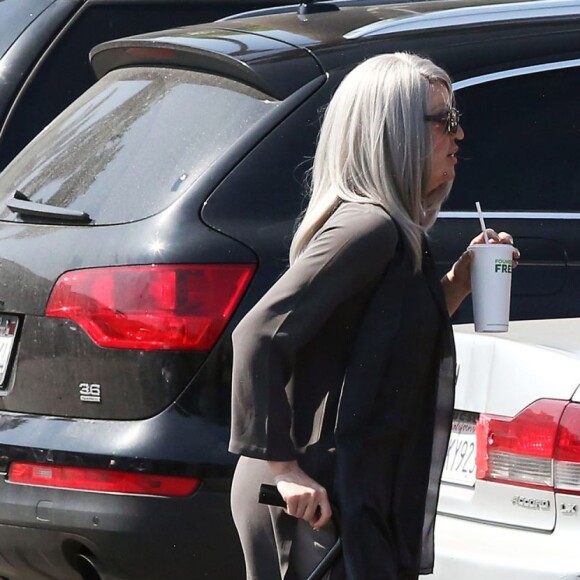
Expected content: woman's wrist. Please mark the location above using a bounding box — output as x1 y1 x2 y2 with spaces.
441 267 471 316
444 266 470 297
267 460 300 478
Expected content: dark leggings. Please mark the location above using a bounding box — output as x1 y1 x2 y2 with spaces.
231 456 344 580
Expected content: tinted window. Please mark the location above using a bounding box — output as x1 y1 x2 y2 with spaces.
0 2 287 170
0 67 278 224
0 0 53 58
447 66 580 212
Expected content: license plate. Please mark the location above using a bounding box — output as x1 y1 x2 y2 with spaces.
442 411 478 486
0 315 18 386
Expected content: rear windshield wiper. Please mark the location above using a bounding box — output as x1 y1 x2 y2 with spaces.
6 190 91 224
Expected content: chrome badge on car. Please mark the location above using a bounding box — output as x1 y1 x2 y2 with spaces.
79 383 102 403
512 496 551 511
559 503 578 516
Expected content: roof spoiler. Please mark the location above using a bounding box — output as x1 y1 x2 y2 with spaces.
90 27 322 100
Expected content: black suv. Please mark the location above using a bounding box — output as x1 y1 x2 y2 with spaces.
0 0 291 172
0 0 579 578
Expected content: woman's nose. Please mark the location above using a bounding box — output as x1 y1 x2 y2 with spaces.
455 123 465 141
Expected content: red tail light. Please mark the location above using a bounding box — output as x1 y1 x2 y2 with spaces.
46 264 255 351
8 462 200 497
476 399 580 494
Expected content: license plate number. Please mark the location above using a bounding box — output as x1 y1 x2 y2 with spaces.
0 315 18 386
442 411 477 486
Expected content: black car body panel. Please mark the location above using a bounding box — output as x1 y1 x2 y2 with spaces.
0 218 256 419
0 0 578 578
0 479 240 579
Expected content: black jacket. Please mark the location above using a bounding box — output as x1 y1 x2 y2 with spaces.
230 202 456 579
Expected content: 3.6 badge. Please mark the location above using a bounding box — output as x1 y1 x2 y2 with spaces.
79 383 101 403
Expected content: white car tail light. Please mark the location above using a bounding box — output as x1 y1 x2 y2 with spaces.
475 399 580 492
555 403 580 493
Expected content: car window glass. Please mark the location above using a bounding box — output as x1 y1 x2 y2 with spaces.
0 0 53 58
446 66 580 212
0 2 285 170
0 67 279 225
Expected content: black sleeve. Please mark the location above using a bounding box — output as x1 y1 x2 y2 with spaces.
229 203 399 460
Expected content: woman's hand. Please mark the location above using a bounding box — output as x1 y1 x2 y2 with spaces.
442 228 520 316
267 460 332 530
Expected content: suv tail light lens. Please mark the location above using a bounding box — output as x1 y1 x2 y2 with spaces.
46 264 255 351
476 399 580 494
8 462 200 497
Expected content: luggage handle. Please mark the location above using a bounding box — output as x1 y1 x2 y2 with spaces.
258 483 342 580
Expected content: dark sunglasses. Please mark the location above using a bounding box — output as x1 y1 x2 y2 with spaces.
424 107 461 134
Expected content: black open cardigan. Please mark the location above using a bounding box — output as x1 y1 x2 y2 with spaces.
230 202 456 579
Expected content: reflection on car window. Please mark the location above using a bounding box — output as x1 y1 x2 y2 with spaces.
446 66 580 212
0 67 279 224
0 0 53 58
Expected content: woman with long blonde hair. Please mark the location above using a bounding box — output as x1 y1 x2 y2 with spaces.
229 52 517 580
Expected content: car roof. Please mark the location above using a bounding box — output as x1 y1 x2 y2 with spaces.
91 0 580 99
222 0 580 43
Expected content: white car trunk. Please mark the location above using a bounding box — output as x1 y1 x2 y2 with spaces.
438 319 580 531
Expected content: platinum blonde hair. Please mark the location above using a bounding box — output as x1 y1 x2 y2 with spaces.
289 52 454 270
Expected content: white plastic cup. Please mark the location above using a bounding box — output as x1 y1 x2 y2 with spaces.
468 243 514 332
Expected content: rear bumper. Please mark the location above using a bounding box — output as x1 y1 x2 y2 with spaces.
0 478 244 580
431 513 580 580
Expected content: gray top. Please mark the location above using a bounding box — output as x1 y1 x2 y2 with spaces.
230 202 398 461
229 201 455 579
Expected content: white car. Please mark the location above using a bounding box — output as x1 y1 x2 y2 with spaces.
433 319 580 579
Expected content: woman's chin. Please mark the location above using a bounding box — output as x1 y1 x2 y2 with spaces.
426 175 454 196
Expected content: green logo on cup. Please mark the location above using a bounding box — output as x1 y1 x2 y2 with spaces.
494 259 512 274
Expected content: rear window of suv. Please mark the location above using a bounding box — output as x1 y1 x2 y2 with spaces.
0 66 279 225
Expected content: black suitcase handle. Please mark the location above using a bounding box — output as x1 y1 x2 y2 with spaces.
258 484 342 580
